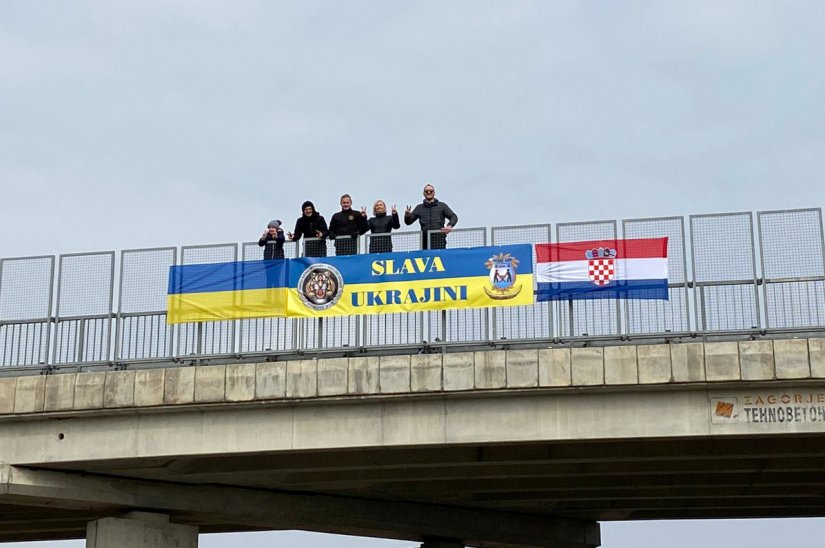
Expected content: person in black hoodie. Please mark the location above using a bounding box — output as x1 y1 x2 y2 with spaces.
328 194 368 256
364 200 400 253
288 201 328 257
404 184 458 250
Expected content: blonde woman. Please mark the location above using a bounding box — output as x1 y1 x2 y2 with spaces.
363 200 400 253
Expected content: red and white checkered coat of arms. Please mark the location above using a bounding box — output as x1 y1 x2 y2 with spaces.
586 247 617 286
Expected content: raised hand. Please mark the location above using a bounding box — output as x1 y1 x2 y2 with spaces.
391 204 397 214
360 206 367 216
405 205 412 215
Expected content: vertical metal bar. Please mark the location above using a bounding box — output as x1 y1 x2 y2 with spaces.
106 251 115 363
757 212 770 329
688 216 699 334
51 255 64 365
679 217 690 333
567 300 574 337
748 212 761 330
114 250 125 361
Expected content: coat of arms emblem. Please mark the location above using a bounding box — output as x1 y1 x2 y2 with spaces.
484 253 522 300
586 247 617 286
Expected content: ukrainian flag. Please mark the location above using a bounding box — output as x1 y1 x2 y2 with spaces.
167 259 289 324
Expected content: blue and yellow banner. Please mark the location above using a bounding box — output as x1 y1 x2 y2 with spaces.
167 244 533 323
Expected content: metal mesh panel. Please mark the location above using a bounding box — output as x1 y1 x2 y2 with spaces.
491 224 552 341
691 213 759 331
0 256 54 321
427 228 488 343
691 213 756 283
758 209 825 329
0 256 54 367
53 252 114 364
176 244 237 357
116 248 176 361
623 217 689 334
556 221 619 337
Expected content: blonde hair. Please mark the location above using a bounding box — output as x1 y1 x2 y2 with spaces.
373 200 386 213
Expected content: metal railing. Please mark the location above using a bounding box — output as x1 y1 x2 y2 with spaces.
2 208 824 372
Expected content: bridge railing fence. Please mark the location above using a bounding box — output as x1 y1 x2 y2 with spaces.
2 208 825 371
0 255 54 367
690 212 761 332
757 208 825 330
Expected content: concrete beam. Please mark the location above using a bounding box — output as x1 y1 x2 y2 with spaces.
0 464 599 548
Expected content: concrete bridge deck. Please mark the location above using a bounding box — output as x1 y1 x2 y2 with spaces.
2 337 825 547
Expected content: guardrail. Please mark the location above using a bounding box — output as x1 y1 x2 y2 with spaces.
1 208 824 371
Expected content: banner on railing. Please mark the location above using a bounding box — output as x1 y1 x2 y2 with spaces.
535 238 669 301
167 244 534 323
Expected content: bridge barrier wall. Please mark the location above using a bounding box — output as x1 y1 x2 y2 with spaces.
1 337 823 416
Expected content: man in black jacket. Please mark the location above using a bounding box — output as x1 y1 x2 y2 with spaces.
404 184 458 250
328 194 368 256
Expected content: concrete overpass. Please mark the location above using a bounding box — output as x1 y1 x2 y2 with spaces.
3 337 825 547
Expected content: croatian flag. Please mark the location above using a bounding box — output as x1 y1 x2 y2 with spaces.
535 238 669 301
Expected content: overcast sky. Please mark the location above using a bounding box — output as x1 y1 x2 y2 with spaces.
2 1 825 547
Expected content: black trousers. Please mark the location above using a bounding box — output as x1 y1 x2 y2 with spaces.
422 231 446 250
334 237 358 256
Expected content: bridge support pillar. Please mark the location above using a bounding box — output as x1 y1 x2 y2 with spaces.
86 511 198 548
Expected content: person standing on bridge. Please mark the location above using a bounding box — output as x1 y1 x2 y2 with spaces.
404 183 458 250
328 193 368 256
258 220 285 259
288 201 328 257
364 200 400 253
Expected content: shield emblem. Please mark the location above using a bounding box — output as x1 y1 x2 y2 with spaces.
588 258 615 286
489 261 516 290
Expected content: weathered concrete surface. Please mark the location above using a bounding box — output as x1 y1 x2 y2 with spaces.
411 354 442 392
13 376 45 414
87 513 198 548
225 364 255 402
774 339 810 379
134 369 164 407
194 365 226 403
443 352 474 391
604 346 637 385
349 356 379 394
671 343 705 382
506 349 539 388
539 348 571 386
318 358 348 396
163 368 195 405
638 344 671 384
739 341 775 381
705 342 740 381
104 371 135 408
379 355 410 394
6 339 825 417
474 351 506 389
44 373 76 411
571 348 604 386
